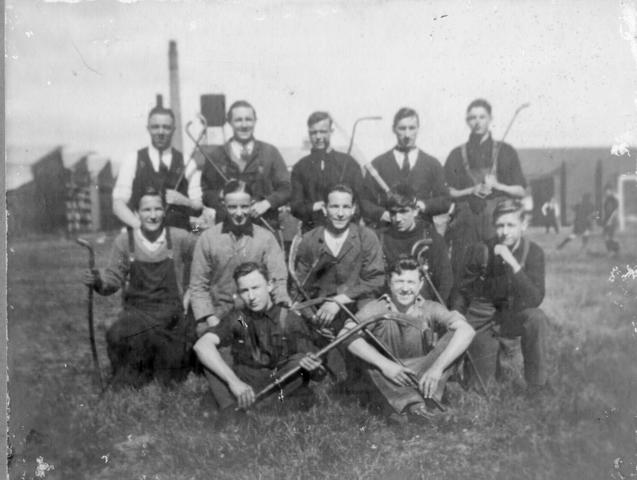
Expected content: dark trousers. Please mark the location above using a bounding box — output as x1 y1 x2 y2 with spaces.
466 307 548 387
106 303 193 388
205 353 311 410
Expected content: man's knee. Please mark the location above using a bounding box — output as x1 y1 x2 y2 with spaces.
519 308 548 335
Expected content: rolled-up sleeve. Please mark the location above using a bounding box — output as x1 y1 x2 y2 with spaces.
112 153 138 203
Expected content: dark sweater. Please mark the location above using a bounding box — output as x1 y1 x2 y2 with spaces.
379 221 453 304
452 237 545 315
291 149 364 231
360 149 450 225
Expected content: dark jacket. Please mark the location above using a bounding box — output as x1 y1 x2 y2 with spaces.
294 223 385 302
199 140 291 229
452 237 545 315
291 149 364 232
360 149 450 225
378 220 453 304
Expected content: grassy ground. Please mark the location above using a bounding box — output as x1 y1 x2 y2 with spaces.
7 228 637 480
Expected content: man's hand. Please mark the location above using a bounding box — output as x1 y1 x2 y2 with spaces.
182 289 191 314
473 183 492 198
419 365 443 398
312 201 326 215
315 301 340 326
82 269 100 288
250 200 271 218
229 380 256 409
380 362 418 388
196 315 221 338
494 244 521 272
298 353 323 372
165 189 191 207
416 200 426 212
380 211 391 223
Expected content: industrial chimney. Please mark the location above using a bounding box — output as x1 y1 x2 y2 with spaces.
168 40 183 152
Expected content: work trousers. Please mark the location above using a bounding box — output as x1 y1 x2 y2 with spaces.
205 353 312 410
466 307 548 388
106 303 193 388
361 333 453 414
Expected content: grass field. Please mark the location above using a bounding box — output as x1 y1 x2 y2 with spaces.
7 227 637 480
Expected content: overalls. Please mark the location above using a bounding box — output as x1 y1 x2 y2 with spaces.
106 228 192 388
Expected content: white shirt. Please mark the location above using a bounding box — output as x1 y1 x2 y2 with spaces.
392 147 418 171
113 144 201 203
324 228 350 257
135 227 166 253
229 139 255 159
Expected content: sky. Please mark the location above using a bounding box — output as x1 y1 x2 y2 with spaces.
5 0 637 179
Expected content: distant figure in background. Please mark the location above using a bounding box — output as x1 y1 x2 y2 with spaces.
199 100 290 231
291 111 364 233
452 199 549 397
378 184 453 304
113 106 202 231
444 99 527 287
360 107 450 230
601 184 620 256
83 187 196 388
541 197 560 234
557 193 596 251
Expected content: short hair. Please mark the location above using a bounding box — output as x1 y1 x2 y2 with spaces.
388 255 423 279
324 183 356 205
492 198 525 222
466 98 492 116
227 100 257 122
233 261 269 283
222 179 253 198
385 183 417 211
147 106 175 123
136 186 165 210
307 111 333 128
393 107 419 128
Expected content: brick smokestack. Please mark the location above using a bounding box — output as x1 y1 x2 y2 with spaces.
168 40 183 152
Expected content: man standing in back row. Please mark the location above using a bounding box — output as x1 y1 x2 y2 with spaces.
199 100 291 231
113 105 203 231
291 111 364 233
444 99 527 284
360 107 450 229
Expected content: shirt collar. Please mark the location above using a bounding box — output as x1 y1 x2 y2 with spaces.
230 138 255 155
380 293 425 313
136 227 167 251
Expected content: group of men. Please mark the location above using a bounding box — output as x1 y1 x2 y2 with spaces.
83 98 550 424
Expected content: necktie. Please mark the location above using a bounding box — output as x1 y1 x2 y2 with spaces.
238 144 250 172
401 150 410 177
158 151 168 175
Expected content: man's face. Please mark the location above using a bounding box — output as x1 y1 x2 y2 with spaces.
466 107 491 136
389 269 423 308
495 211 526 248
147 113 175 151
389 206 418 232
137 194 165 232
229 106 256 143
236 270 272 313
326 191 355 230
393 115 419 149
308 118 332 151
224 191 252 226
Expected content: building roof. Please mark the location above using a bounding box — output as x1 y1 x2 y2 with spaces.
6 145 110 190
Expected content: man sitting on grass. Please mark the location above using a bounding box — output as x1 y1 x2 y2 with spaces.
338 256 474 424
193 262 324 411
453 198 549 397
83 187 196 388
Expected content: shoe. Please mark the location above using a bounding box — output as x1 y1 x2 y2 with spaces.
387 412 409 426
406 403 438 424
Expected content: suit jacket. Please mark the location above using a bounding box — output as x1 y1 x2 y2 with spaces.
360 148 450 225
